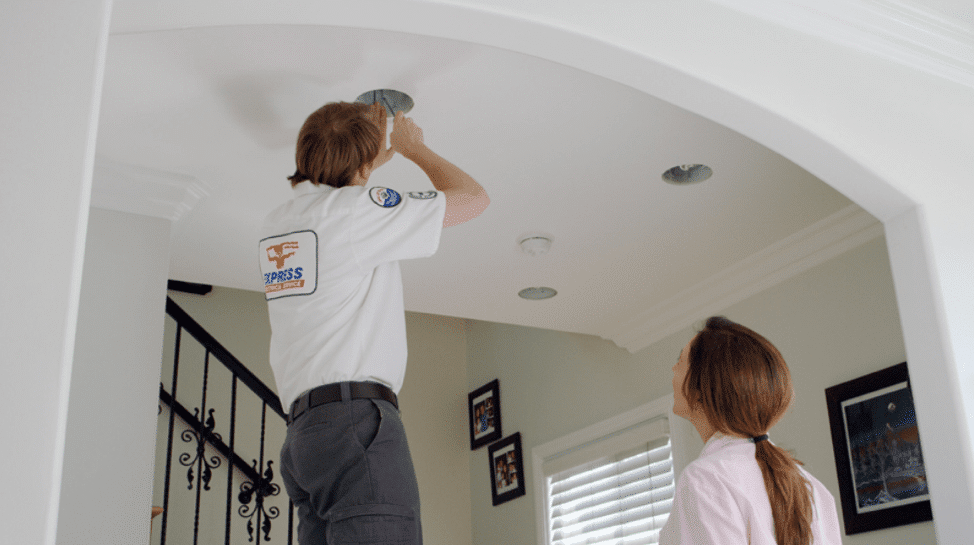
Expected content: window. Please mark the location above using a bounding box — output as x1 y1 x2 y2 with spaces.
533 394 691 545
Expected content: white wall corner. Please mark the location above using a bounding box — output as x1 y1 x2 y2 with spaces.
605 204 884 352
91 155 209 223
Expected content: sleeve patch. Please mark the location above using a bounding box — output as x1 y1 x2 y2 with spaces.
369 187 402 208
407 190 438 200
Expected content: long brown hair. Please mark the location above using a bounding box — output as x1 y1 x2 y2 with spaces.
288 102 380 188
683 316 813 545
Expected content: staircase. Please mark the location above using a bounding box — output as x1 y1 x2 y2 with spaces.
152 297 295 544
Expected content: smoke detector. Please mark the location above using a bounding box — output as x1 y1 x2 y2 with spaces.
355 89 414 117
519 235 552 257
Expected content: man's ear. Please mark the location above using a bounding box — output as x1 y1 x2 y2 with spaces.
371 145 395 171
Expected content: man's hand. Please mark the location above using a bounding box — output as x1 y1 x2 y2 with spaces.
386 111 489 227
390 111 427 160
368 102 395 169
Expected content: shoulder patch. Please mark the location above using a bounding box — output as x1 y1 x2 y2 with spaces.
407 190 438 200
369 187 402 208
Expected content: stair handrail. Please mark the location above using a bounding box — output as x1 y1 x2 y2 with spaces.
164 296 285 420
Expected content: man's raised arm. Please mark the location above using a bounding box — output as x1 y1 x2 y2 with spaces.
389 111 490 227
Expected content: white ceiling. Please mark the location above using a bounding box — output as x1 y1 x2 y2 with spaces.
96 21 877 351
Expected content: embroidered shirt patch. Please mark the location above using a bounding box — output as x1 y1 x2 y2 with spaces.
369 187 402 208
259 230 318 300
407 190 438 200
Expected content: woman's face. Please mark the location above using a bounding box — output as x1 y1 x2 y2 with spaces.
672 338 694 418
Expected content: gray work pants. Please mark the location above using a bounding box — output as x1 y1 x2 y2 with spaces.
280 384 422 545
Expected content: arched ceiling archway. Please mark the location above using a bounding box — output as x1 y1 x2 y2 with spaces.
101 0 971 351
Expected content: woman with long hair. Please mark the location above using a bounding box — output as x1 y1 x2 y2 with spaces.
659 317 842 544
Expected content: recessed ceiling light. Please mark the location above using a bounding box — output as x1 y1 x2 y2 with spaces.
662 164 713 185
354 89 414 117
518 287 557 300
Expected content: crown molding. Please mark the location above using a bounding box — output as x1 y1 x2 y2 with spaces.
91 156 208 223
604 204 884 353
712 0 974 88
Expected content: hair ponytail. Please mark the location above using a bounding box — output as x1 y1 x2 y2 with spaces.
684 316 815 545
754 440 814 545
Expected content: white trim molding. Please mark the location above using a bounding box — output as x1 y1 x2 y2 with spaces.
91 156 208 223
711 0 974 88
604 204 884 352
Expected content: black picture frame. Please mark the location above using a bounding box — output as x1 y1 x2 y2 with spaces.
468 379 502 450
488 432 526 506
825 362 932 535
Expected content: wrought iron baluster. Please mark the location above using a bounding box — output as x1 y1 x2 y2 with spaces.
185 350 222 545
226 375 237 545
192 351 207 545
239 402 281 542
160 325 182 545
288 501 294 545
258 402 265 545
179 351 222 493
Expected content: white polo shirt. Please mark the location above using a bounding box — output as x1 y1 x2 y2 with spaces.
659 432 843 544
259 182 445 411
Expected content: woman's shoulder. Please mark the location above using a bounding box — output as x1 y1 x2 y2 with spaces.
678 435 767 494
797 465 838 500
681 447 757 485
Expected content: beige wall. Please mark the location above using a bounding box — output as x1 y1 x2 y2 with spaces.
167 287 277 390
465 319 692 545
712 236 933 545
402 313 473 545
466 236 936 545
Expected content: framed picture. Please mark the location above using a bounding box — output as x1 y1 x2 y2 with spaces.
825 362 932 535
488 432 526 506
469 379 502 450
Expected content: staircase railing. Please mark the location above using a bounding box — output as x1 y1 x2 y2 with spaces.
156 296 294 544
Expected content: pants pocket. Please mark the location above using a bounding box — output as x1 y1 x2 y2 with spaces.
328 504 419 545
352 399 382 452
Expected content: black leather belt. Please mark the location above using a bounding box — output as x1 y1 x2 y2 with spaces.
287 382 398 425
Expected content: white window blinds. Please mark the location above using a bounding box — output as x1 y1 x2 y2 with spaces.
543 417 675 545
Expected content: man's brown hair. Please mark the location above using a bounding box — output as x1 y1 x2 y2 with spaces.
288 102 381 188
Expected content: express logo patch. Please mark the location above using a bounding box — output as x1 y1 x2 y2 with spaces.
407 190 438 200
369 187 402 208
266 241 299 269
259 230 317 300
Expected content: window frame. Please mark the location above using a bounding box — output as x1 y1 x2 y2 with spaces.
531 393 701 545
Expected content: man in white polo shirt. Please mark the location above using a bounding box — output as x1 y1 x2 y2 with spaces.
259 101 489 545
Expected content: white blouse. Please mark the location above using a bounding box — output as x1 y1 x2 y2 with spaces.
659 433 843 544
